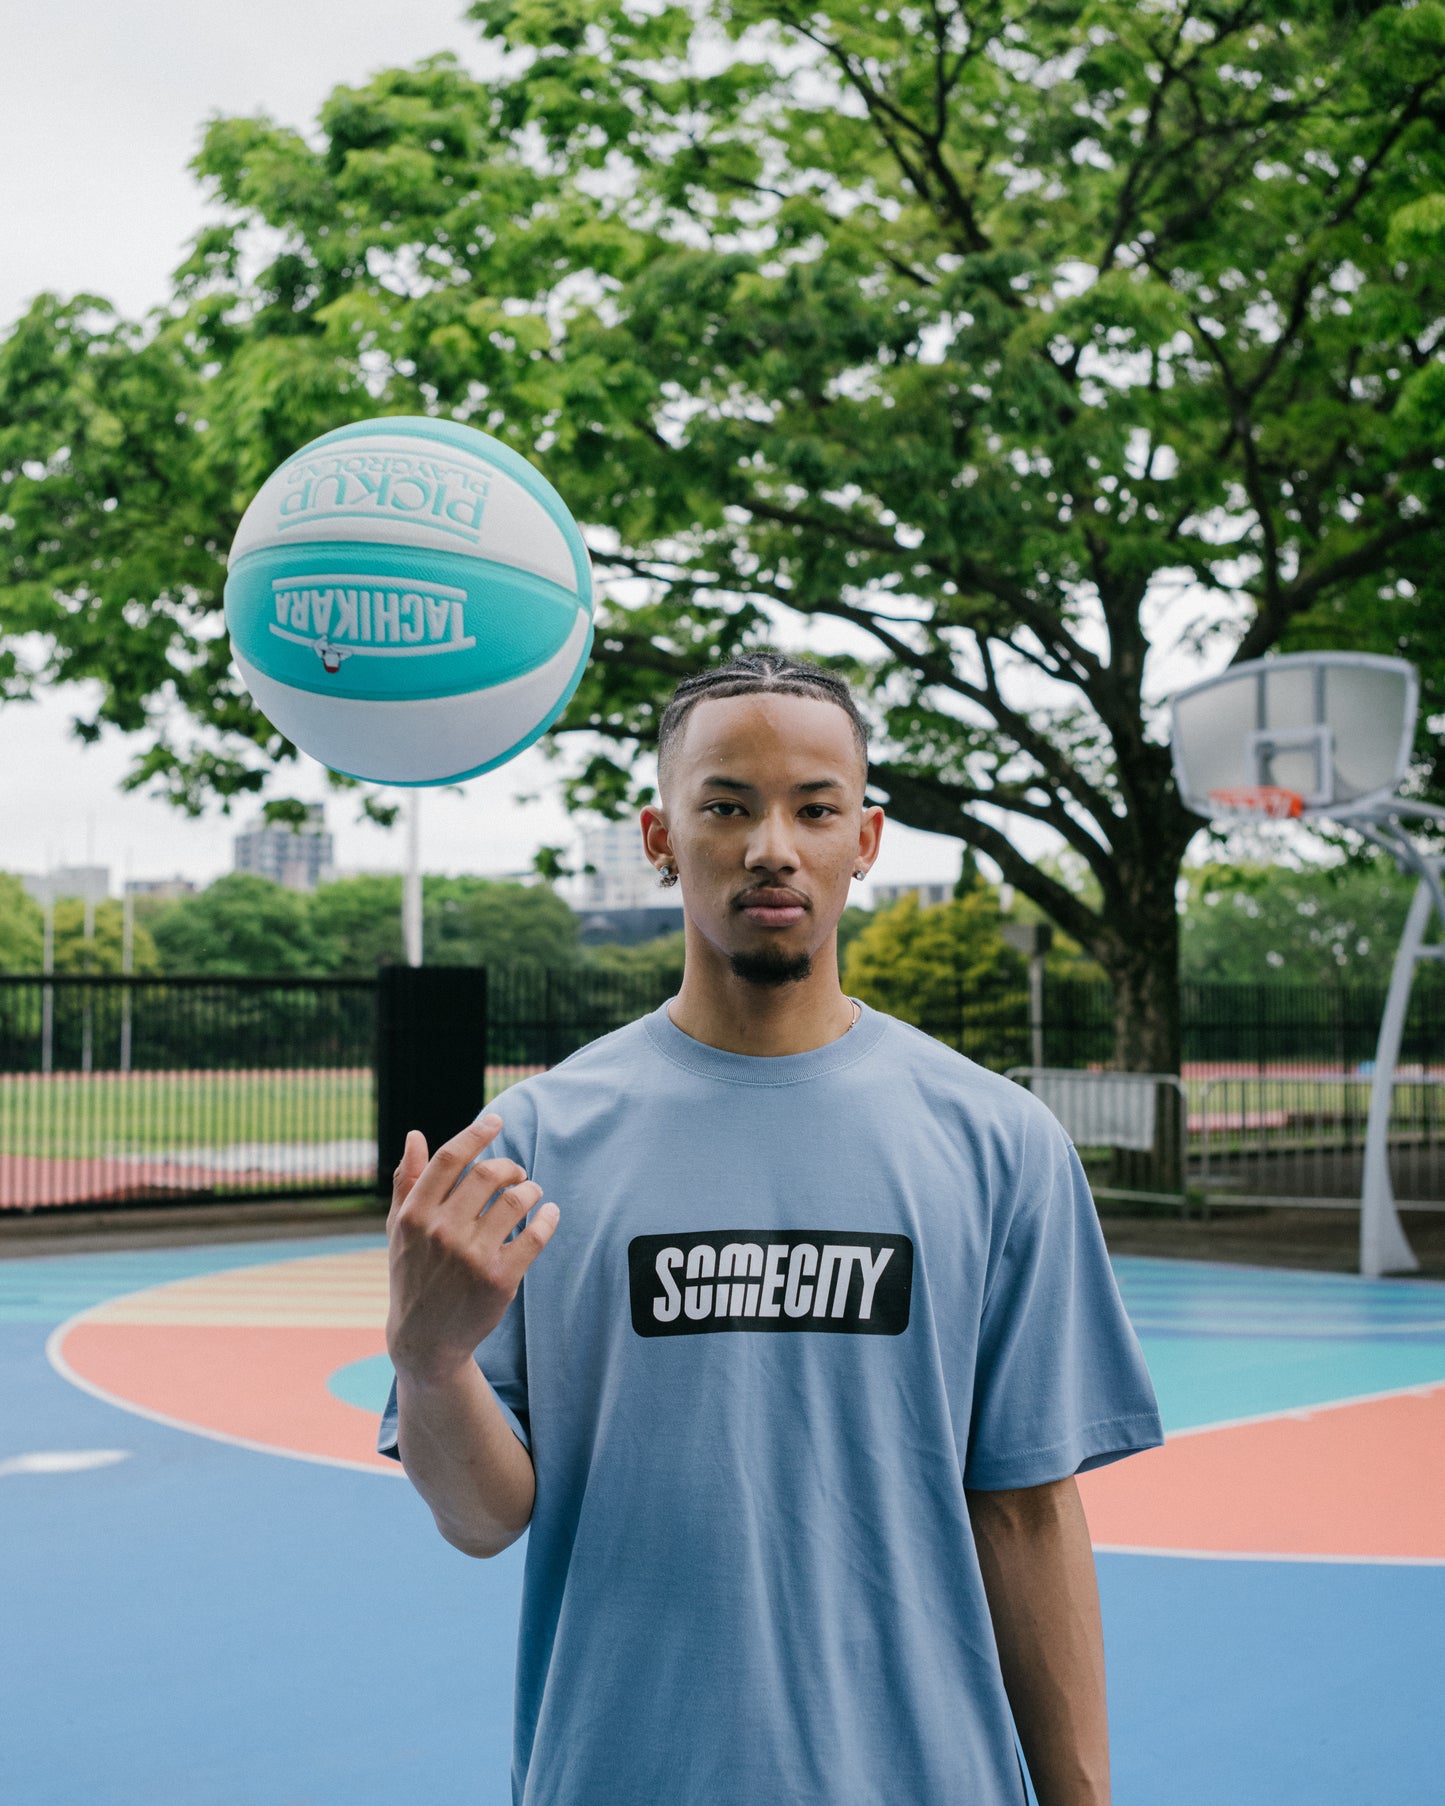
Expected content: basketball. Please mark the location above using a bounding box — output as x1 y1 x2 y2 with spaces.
223 416 594 784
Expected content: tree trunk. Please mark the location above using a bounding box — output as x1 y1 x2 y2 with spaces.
1108 938 1183 1074
1097 899 1186 1199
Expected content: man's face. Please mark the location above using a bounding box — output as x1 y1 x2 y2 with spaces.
642 692 882 986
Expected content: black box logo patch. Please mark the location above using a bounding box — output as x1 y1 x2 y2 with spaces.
628 1232 913 1338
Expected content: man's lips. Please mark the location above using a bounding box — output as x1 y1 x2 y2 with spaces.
736 891 809 927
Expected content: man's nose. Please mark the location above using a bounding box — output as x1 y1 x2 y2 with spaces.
745 808 799 872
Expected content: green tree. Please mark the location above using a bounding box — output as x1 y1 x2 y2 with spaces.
424 876 582 968
1180 857 1417 986
148 873 319 975
308 873 406 972
843 889 1024 1039
835 904 871 971
4 1 1444 1068
48 898 160 974
0 875 43 971
585 930 688 986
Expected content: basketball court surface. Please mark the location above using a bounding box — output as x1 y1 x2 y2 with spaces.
2 1233 1441 1804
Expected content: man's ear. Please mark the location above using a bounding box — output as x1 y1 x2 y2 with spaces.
640 805 673 871
854 804 884 876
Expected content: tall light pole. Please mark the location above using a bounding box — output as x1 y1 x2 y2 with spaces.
40 882 54 1076
1002 921 1053 1071
120 862 134 1075
81 878 96 1075
403 791 423 967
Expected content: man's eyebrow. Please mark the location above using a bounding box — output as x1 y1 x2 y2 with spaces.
699 775 846 794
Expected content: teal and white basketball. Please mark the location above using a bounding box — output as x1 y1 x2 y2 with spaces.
223 417 593 785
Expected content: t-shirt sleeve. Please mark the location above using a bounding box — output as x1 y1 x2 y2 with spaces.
377 1110 534 1463
962 1110 1163 1492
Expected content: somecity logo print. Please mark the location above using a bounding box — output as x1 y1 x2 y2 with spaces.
629 1232 913 1338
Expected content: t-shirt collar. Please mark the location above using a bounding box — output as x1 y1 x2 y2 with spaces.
643 998 887 1086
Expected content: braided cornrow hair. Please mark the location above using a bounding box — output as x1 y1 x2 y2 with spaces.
655 654 871 792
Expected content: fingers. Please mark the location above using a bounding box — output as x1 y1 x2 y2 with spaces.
393 1114 513 1218
388 1114 561 1276
495 1198 561 1286
390 1128 429 1215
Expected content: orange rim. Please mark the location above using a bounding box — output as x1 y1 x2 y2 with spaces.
1206 784 1306 819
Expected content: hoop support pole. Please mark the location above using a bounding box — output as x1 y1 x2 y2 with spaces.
1355 824 1442 1277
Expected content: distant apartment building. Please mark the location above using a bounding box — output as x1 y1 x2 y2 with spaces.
123 877 197 901
575 817 661 911
22 864 110 906
233 805 335 891
872 880 955 910
571 818 683 944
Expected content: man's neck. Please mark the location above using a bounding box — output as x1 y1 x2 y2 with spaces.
668 942 856 1057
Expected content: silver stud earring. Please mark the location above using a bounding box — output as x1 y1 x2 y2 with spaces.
852 869 866 880
658 864 679 889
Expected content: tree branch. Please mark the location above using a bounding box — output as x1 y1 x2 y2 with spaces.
869 760 1116 945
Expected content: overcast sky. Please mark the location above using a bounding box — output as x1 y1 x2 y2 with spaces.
0 0 970 895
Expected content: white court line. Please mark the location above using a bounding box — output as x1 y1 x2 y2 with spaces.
0 1449 131 1477
1098 1380 1445 1568
1164 1375 1445 1441
1093 1543 1445 1568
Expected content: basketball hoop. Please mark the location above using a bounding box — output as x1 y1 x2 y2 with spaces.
1169 652 1431 1276
1205 785 1305 820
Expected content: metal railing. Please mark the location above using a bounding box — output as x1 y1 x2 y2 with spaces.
1195 1073 1445 1215
1008 1068 1191 1213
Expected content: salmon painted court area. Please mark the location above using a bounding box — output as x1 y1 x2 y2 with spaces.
1 1238 1442 1805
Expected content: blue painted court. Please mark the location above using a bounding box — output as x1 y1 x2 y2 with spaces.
1 1236 1441 1805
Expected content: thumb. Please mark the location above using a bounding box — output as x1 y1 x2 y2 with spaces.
391 1128 429 1208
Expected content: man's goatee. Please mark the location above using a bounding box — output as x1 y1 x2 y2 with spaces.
729 949 812 987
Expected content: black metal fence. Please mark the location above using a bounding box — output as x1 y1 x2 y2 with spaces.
1178 977 1445 1074
0 975 376 1212
484 965 678 1096
975 976 1445 1076
3 965 1444 1214
0 974 376 1074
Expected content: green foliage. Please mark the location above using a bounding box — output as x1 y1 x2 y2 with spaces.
835 903 870 969
843 889 1023 1027
0 875 43 971
142 870 584 976
422 875 582 969
585 930 687 986
49 899 160 974
308 873 405 972
5 2 1445 1063
0 880 161 974
532 845 575 884
1180 858 1419 987
148 872 318 975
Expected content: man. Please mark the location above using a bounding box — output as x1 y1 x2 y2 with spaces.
381 654 1163 1806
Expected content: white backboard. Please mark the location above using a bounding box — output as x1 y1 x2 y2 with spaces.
1170 653 1418 822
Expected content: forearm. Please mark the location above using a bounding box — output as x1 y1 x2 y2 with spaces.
966 1476 1110 1806
395 1359 536 1559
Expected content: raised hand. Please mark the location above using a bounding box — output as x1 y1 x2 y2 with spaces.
385 1114 559 1387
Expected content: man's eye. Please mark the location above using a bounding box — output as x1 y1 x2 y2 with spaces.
705 801 744 816
801 805 835 820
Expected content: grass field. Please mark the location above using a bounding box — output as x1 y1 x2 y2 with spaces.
3 1064 1439 1162
0 1068 374 1159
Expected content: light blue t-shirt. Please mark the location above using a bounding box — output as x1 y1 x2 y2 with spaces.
380 1002 1163 1805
